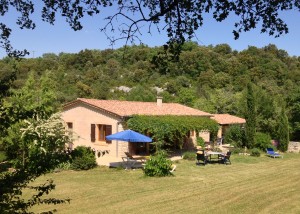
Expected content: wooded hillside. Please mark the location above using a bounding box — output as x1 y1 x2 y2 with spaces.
1 42 300 140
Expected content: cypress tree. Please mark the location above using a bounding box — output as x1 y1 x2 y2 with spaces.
245 82 256 149
277 106 289 152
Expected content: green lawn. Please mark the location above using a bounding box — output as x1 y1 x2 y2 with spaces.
30 153 300 214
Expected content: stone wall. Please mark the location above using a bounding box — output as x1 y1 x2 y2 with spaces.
288 141 300 153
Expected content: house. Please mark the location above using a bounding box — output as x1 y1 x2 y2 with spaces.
212 114 246 144
61 97 212 164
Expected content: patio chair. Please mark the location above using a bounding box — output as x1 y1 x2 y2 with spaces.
217 137 223 146
196 150 208 166
170 164 177 173
266 148 283 158
120 152 139 169
220 151 231 165
124 152 147 163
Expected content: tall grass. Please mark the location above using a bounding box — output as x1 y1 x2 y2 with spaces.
29 153 300 214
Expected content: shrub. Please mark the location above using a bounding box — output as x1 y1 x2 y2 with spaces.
0 151 7 163
70 146 97 170
231 147 244 154
144 150 172 177
224 125 245 148
250 148 261 157
254 132 272 151
54 161 72 172
182 151 196 160
196 137 205 148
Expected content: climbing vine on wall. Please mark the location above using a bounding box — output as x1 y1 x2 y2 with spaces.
127 115 218 145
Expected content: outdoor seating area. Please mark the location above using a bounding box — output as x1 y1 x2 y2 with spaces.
196 145 232 165
122 152 148 169
104 127 236 170
266 148 283 158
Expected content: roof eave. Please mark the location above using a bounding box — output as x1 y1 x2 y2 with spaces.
64 99 123 119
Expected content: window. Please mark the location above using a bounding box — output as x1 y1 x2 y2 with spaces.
91 124 112 143
97 124 107 141
67 122 73 129
66 122 73 150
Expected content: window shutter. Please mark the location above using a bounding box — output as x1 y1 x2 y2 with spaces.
105 125 112 143
91 124 96 142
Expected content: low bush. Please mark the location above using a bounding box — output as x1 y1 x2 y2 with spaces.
182 151 196 160
70 146 97 170
196 137 205 148
144 150 172 177
224 125 245 148
254 132 272 151
231 147 244 154
250 148 261 157
54 161 72 172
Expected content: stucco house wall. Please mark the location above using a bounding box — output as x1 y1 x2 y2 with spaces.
212 114 246 143
61 98 217 165
61 102 128 161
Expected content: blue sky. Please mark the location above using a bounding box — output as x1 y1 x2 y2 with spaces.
1 6 299 58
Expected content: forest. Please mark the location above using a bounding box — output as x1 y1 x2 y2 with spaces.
1 42 300 141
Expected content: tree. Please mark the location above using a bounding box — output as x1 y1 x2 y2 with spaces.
0 59 17 139
2 70 59 161
255 87 279 137
288 90 300 140
126 85 156 102
177 88 196 107
277 105 289 152
245 82 256 149
0 113 71 213
1 1 300 57
0 70 69 213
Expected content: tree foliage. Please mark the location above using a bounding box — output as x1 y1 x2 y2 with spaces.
277 106 289 152
0 113 71 213
1 70 59 159
254 132 272 151
1 42 300 142
245 82 256 149
0 68 70 213
224 125 245 148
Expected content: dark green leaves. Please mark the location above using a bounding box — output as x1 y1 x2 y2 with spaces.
2 0 300 57
127 115 218 143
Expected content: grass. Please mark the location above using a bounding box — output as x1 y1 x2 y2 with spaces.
29 153 300 214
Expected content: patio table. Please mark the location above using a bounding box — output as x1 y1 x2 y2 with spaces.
206 151 224 163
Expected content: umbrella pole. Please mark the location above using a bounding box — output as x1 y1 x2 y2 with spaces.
146 142 150 155
116 140 118 157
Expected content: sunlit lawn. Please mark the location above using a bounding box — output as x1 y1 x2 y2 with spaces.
30 153 300 214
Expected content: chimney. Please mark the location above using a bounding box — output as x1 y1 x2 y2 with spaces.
157 96 163 107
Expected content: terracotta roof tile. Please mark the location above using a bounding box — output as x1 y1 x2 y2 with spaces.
64 98 212 117
212 114 246 125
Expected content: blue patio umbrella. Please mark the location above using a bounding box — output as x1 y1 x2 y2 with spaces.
106 129 152 143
